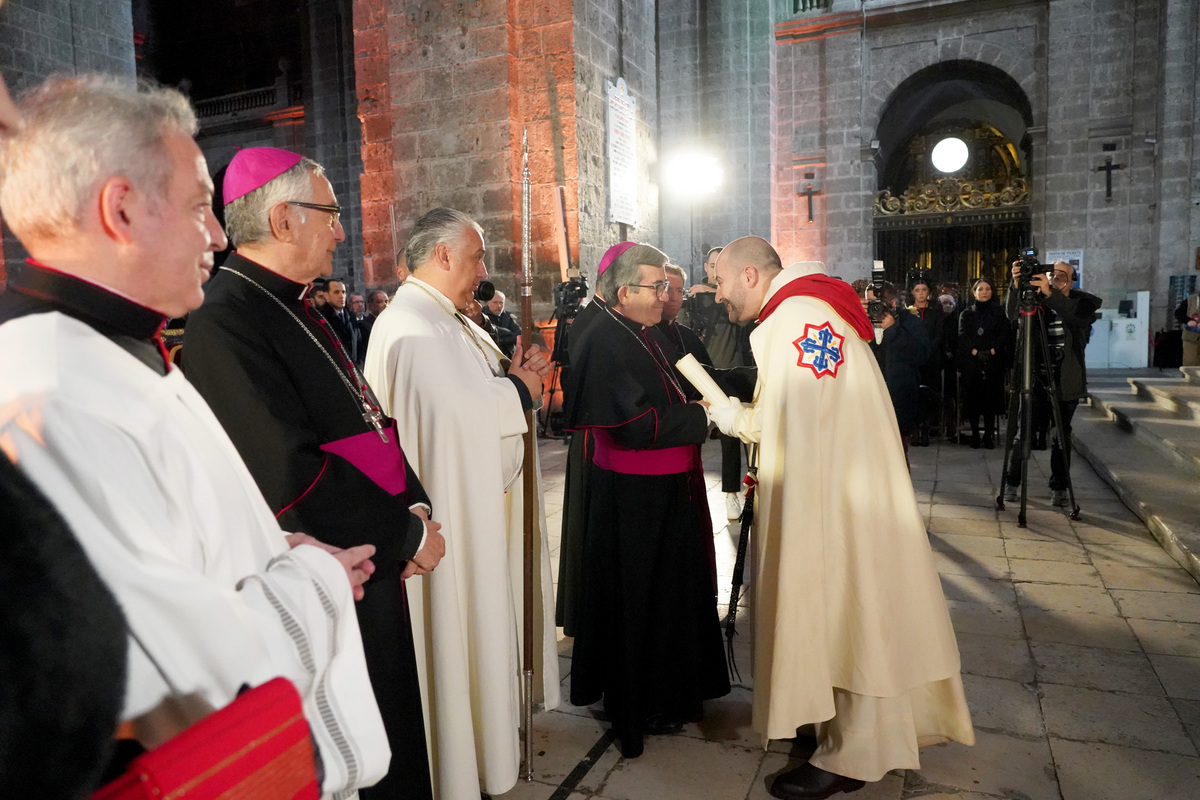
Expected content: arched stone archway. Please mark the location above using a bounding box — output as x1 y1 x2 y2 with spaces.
870 59 1037 292
866 50 1042 137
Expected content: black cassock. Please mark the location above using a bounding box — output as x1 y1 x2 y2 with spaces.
563 303 729 758
183 254 432 800
556 295 605 636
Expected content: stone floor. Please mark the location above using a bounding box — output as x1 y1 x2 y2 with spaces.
497 431 1200 800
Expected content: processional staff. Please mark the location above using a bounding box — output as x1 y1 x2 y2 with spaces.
518 127 538 781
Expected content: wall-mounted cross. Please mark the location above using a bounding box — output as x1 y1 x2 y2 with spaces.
798 173 819 224
1095 156 1126 202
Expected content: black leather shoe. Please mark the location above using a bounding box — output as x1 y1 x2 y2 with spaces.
769 762 866 799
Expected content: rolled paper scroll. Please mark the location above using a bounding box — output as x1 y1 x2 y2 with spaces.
675 353 735 408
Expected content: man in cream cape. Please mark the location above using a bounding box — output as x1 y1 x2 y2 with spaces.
364 208 560 799
708 237 973 800
0 75 387 798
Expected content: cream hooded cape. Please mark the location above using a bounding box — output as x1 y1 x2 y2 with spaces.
718 262 972 744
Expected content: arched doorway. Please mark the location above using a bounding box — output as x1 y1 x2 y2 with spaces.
872 61 1034 299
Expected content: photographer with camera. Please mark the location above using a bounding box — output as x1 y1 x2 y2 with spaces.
863 280 931 464
957 278 1008 449
1003 260 1101 506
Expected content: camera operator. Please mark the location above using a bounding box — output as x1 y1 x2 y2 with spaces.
864 281 931 464
1003 261 1101 506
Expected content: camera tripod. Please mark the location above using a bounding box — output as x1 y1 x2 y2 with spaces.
538 306 573 438
996 285 1081 525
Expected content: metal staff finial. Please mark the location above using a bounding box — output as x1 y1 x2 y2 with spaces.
521 128 532 292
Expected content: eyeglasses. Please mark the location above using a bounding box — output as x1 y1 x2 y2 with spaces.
288 201 341 228
627 281 671 297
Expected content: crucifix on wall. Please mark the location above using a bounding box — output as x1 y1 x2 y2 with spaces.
797 168 822 224
1095 156 1125 202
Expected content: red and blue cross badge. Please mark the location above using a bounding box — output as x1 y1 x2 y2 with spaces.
792 321 846 378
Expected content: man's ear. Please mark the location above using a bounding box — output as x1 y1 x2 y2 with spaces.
433 241 453 270
615 283 630 306
97 177 137 245
267 202 292 242
743 264 760 288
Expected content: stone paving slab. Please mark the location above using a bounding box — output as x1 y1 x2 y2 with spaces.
1050 738 1200 800
1030 641 1163 694
1127 618 1200 657
914 731 1060 800
1040 683 1195 754
1022 607 1142 651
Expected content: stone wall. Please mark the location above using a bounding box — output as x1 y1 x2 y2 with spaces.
1155 0 1200 326
770 0 1199 326
353 0 577 319
306 0 366 287
0 0 135 286
658 0 776 285
574 0 659 287
774 1 1046 281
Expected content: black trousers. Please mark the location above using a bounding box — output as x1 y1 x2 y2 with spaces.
720 433 742 493
1007 398 1078 490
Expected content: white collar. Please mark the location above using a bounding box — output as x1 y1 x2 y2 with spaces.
403 275 457 314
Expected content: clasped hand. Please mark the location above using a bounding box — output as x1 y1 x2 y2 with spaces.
509 341 551 400
285 533 376 601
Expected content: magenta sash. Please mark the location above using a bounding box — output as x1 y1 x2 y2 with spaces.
590 429 695 475
319 422 407 495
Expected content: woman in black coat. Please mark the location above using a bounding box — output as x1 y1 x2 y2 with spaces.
906 278 945 446
957 277 1009 448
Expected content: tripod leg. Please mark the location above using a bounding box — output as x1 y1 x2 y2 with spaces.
1034 314 1081 519
998 326 1026 510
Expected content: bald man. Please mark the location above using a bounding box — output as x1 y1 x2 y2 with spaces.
708 237 973 800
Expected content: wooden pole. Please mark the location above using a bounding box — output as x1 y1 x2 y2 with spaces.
519 128 537 781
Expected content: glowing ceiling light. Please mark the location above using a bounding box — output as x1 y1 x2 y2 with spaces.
665 153 723 196
931 137 969 173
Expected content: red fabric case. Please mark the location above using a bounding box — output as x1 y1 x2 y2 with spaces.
92 677 320 800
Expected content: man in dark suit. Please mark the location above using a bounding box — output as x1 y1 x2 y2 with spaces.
325 278 369 368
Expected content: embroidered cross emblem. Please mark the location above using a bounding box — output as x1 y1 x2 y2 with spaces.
793 322 845 378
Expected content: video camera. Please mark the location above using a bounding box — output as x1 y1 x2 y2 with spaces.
865 260 892 324
1015 248 1054 287
553 275 589 323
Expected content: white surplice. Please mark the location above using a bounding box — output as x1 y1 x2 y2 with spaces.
0 313 389 799
364 277 559 800
712 262 973 778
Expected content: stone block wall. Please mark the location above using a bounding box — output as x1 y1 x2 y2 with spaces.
773 0 1046 280
1155 0 1199 326
306 0 366 287
771 0 1199 323
354 0 576 317
658 0 776 285
574 0 659 286
0 0 135 286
